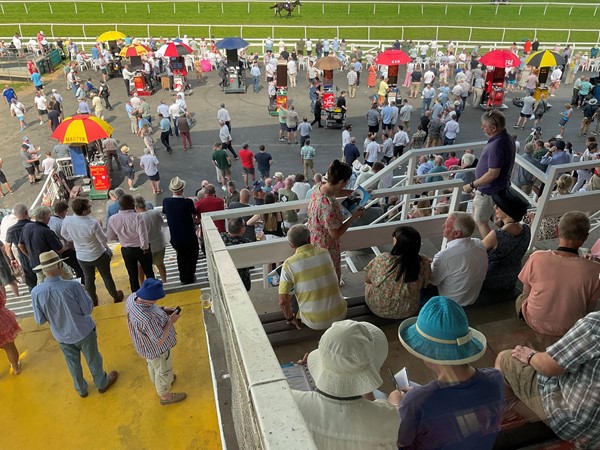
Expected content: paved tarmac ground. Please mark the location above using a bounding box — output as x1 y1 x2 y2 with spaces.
0 62 597 213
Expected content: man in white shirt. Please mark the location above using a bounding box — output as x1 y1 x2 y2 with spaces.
443 113 460 145
430 212 488 306
60 197 124 306
392 125 410 158
33 91 48 127
169 99 182 137
548 67 563 97
364 135 381 166
216 103 232 130
287 58 298 87
341 124 352 152
122 64 134 97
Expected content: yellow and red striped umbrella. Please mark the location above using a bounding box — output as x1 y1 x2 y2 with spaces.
119 43 151 57
51 115 114 144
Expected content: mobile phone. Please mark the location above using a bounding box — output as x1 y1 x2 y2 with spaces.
174 306 181 315
388 368 399 390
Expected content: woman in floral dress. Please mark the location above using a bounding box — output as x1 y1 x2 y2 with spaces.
364 226 431 319
0 285 21 374
306 160 364 281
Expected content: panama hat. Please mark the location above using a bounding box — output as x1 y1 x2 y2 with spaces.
307 320 384 397
120 145 129 153
492 187 529 222
34 250 68 271
588 98 598 106
398 296 486 365
273 171 284 179
136 278 165 301
169 176 186 192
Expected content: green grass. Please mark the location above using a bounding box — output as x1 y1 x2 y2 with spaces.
0 1 598 43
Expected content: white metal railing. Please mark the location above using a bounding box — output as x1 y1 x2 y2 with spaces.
1 25 599 47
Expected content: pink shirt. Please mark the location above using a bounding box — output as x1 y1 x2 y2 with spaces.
519 250 600 336
591 238 600 259
107 209 149 250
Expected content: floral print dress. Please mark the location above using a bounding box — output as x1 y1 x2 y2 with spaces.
365 254 432 319
307 183 343 278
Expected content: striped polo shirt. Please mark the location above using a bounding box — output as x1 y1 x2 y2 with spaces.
125 294 177 359
279 244 347 330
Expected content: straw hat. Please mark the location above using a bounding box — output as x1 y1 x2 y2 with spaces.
398 296 486 365
169 176 186 192
307 320 384 397
33 250 68 271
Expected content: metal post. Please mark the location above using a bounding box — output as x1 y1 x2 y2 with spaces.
147 4 150 13
368 27 370 41
100 3 104 14
221 3 224 14
51 24 54 38
543 5 548 15
401 26 404 40
398 4 400 15
82 25 86 39
248 2 250 14
147 24 150 36
373 4 376 14
178 25 180 37
173 2 176 14
198 2 200 14
0 4 4 14
322 3 324 14
469 5 472 15
240 26 243 38
421 4 423 15
24 3 28 14
595 6 598 16
502 28 506 42
348 4 350 15
436 26 439 40
49 3 53 14
495 4 498 15
519 5 522 15
124 3 127 13
569 6 573 15
567 29 571 43
445 4 447 15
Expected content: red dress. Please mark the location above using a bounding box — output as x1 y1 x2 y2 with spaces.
0 287 20 347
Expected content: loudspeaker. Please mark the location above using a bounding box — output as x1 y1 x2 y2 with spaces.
226 49 238 65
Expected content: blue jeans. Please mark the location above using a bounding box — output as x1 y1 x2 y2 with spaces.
252 75 259 93
422 98 432 111
59 328 109 395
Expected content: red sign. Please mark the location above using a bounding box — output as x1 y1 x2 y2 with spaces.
90 164 111 191
322 92 335 110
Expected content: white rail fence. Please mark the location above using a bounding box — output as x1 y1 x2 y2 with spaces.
2 23 599 45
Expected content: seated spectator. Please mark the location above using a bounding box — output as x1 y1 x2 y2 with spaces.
278 224 347 330
430 212 488 306
425 155 447 182
482 187 531 292
365 226 432 319
390 296 504 449
293 320 400 448
220 218 253 292
496 311 600 448
247 192 284 238
444 151 460 169
408 198 431 219
516 211 600 337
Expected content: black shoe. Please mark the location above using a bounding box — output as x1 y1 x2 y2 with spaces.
79 391 88 398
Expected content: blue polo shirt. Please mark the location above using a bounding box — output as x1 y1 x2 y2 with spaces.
31 72 42 87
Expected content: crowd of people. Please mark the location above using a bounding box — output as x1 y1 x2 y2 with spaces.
1 31 600 447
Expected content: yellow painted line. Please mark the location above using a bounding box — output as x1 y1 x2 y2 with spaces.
0 290 222 450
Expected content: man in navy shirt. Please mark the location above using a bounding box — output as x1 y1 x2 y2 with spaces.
254 144 273 180
162 177 198 285
344 137 361 167
462 110 515 237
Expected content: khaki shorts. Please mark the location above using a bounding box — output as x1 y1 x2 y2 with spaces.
498 350 547 422
472 190 494 223
152 246 166 267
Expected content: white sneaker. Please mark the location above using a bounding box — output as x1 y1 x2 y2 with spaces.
222 185 226 191
556 134 563 139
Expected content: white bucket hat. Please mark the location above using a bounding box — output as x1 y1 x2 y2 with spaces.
307 320 384 397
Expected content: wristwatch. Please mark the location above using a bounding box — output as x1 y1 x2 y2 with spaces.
526 351 537 365
470 181 476 190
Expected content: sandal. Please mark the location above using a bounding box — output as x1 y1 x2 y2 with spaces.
160 392 187 405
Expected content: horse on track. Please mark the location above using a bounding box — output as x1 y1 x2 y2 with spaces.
269 0 302 18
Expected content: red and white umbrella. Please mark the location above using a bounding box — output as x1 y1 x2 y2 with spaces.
156 41 193 57
374 49 411 66
478 49 520 68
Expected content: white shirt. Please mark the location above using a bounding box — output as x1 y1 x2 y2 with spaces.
157 103 170 118
140 154 159 176
287 60 297 75
431 237 488 306
169 102 182 119
550 68 562 82
41 157 56 174
341 130 351 148
34 96 47 110
61 215 109 262
393 130 409 146
293 391 399 450
129 96 141 110
365 141 380 163
217 107 231 122
423 70 435 84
